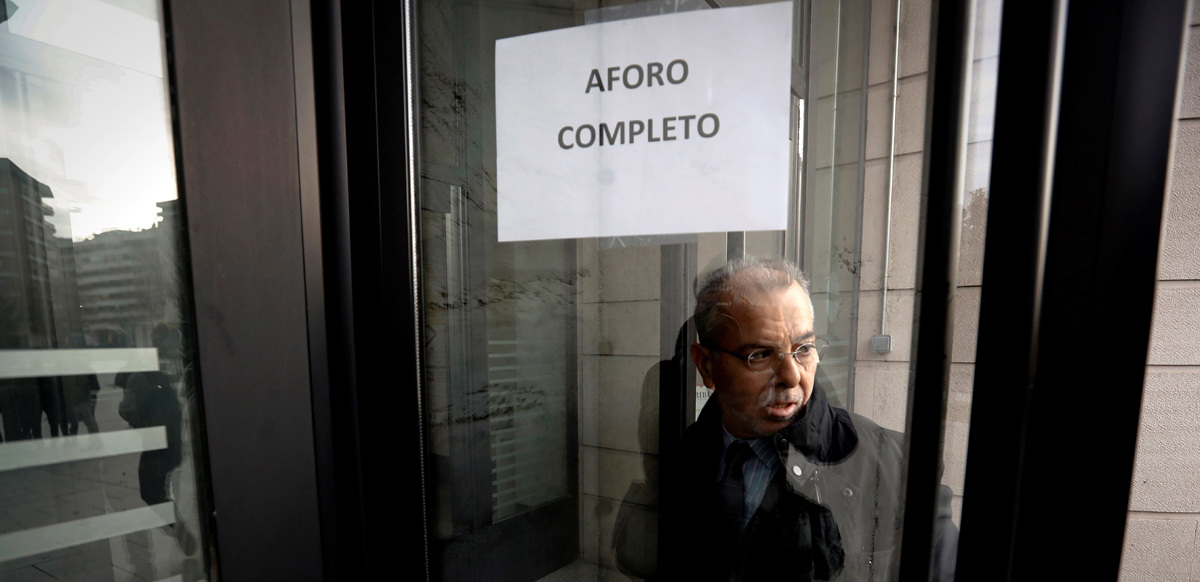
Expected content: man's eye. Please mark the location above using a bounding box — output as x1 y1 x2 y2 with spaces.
745 350 771 362
796 344 814 355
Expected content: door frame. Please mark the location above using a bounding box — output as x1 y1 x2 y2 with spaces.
167 0 1192 579
164 0 327 580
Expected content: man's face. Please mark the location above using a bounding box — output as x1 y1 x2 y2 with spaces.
690 280 817 439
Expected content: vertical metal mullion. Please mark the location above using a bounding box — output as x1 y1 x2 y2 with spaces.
310 0 432 577
290 0 345 580
167 0 328 579
159 1 221 576
787 0 811 267
658 241 698 576
800 0 820 275
953 0 1066 579
726 232 745 261
846 0 872 416
309 0 369 577
896 0 974 580
369 0 433 578
563 238 579 541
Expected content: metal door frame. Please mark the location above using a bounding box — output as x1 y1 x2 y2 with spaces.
164 0 328 580
952 0 1192 580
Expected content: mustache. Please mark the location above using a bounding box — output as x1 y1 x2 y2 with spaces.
758 388 803 407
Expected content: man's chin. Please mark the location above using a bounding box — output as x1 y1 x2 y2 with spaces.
754 406 801 435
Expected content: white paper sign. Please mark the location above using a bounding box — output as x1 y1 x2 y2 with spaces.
495 2 794 242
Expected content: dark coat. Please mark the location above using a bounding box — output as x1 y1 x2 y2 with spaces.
667 382 958 582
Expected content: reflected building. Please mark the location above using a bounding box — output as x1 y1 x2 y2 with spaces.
0 159 184 441
0 158 79 350
0 158 183 351
0 156 181 352
0 158 82 440
75 201 181 349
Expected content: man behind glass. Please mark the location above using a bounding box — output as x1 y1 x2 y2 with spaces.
672 258 956 582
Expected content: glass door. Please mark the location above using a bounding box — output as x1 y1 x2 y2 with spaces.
408 0 990 580
419 2 580 579
0 2 212 581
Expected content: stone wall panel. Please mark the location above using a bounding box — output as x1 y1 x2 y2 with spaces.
1148 286 1200 366
1160 121 1200 280
1129 372 1200 513
1118 519 1198 582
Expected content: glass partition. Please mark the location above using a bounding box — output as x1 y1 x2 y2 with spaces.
0 2 211 580
414 0 996 579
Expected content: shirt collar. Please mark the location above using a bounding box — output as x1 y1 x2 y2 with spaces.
721 424 781 470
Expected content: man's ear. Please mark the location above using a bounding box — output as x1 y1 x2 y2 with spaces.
691 342 716 390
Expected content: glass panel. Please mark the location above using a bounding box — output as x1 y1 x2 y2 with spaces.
413 0 995 580
1118 7 1200 580
0 2 211 581
805 0 868 409
941 0 1002 547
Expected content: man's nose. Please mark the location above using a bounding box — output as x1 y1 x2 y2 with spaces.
774 353 803 387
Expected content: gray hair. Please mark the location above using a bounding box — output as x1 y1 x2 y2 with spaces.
694 257 813 345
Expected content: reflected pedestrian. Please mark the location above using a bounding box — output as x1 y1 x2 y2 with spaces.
117 369 197 556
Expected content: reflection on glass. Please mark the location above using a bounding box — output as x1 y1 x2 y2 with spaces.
416 0 971 580
0 1 210 580
941 0 1002 553
804 0 870 410
484 240 574 522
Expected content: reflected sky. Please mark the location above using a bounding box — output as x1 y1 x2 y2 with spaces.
1 0 176 240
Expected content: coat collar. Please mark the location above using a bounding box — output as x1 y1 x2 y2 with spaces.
777 380 859 463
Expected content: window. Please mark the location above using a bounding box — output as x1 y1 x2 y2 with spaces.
0 2 212 580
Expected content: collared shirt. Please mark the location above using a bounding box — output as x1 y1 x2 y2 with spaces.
718 425 782 529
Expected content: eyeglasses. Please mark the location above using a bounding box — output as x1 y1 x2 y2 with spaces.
704 338 830 373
